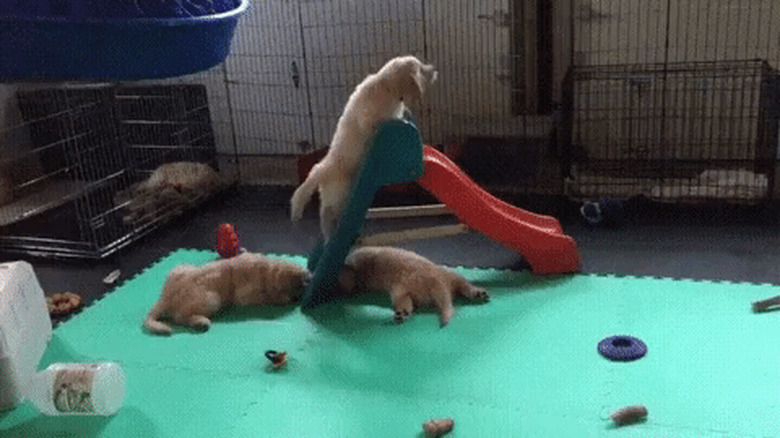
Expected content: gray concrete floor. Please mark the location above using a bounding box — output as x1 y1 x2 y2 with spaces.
3 187 780 324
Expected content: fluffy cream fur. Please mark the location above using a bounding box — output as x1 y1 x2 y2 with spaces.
290 55 437 239
143 253 310 335
117 161 221 224
339 246 489 326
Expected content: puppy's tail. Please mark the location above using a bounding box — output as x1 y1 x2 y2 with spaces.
143 300 173 336
290 165 323 222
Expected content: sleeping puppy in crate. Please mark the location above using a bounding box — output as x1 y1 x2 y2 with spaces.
338 246 490 326
290 55 437 240
143 252 310 335
116 161 222 225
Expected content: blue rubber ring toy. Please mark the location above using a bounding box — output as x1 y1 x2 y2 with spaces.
598 335 647 361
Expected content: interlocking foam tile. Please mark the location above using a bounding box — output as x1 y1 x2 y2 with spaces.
2 249 780 437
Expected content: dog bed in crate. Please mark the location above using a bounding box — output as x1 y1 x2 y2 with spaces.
565 168 770 204
0 0 248 80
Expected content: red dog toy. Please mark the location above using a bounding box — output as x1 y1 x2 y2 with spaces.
216 223 241 258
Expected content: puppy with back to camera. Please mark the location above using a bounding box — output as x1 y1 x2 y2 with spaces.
290 55 437 239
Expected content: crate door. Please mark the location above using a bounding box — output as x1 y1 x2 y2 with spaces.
225 0 314 155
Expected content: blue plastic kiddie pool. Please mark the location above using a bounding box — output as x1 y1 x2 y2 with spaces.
0 0 248 80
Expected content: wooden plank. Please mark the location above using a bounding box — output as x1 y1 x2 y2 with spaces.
365 204 453 219
357 224 469 246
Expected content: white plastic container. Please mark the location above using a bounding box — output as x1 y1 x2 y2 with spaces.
0 261 52 410
0 330 21 409
26 362 126 416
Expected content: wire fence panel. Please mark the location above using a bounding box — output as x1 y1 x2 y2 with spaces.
568 0 780 203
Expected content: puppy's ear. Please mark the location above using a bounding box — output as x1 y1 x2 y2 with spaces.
422 64 438 84
399 64 424 103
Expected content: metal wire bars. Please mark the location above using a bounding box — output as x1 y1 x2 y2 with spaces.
569 0 780 203
0 84 220 258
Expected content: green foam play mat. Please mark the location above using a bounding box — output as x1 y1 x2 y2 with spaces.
2 248 780 437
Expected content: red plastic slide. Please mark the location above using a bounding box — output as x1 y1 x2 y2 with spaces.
417 146 581 274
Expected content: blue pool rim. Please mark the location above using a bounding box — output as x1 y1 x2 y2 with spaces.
0 0 249 80
0 1 249 26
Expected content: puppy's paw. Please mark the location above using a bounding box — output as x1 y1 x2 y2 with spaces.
439 307 454 327
290 207 303 223
192 324 210 333
393 309 411 323
188 315 212 332
471 289 490 303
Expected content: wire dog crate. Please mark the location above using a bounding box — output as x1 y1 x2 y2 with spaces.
118 85 220 183
566 60 779 204
0 83 223 259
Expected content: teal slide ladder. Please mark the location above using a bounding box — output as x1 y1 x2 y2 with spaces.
302 118 424 309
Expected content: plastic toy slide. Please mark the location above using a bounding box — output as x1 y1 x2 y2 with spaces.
302 118 580 309
418 146 580 274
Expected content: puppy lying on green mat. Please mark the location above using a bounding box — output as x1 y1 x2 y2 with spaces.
143 252 310 335
339 246 490 326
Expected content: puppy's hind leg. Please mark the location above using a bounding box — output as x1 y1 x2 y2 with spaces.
318 178 350 240
390 288 414 323
181 288 221 332
432 292 456 327
452 275 490 303
320 204 339 240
